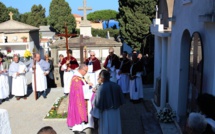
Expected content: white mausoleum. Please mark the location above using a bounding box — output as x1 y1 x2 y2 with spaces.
0 12 40 57
151 0 215 121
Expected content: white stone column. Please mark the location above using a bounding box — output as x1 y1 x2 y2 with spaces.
160 37 168 108
154 35 161 89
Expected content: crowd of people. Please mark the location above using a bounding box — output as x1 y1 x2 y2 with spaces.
57 47 147 133
0 47 148 133
0 52 56 103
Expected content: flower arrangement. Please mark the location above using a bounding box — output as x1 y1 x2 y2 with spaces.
21 36 27 39
7 49 11 54
23 50 32 60
156 106 176 123
45 96 67 119
6 52 14 58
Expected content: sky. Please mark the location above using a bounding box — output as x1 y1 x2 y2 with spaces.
0 0 119 16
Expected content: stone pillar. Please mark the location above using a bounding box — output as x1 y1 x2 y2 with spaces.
154 36 162 89
160 37 168 108
51 47 58 66
80 46 84 64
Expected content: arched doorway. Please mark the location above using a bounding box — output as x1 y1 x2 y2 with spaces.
187 32 204 113
178 29 191 116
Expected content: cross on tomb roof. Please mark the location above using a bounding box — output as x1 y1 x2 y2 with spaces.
78 0 92 21
9 12 13 20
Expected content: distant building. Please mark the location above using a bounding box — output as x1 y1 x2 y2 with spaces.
0 13 40 57
73 14 103 30
39 25 55 56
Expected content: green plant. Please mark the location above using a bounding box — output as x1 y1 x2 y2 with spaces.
45 96 67 119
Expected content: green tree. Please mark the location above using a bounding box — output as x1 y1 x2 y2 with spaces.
20 12 31 24
87 10 118 21
49 0 76 33
118 0 157 50
26 4 47 27
7 7 20 21
0 2 9 23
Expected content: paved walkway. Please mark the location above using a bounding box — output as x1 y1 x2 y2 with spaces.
0 86 178 134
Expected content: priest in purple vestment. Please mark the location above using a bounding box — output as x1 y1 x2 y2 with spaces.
67 64 94 132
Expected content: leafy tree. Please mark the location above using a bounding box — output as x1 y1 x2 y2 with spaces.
26 4 47 27
75 28 119 39
118 0 157 50
87 10 118 22
7 7 20 21
20 12 31 24
0 2 9 23
49 0 76 33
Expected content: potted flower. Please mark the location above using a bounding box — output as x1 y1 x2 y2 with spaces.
23 49 32 61
156 106 176 123
21 36 27 42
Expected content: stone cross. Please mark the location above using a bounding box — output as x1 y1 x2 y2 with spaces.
69 35 95 63
9 12 13 20
78 0 92 21
78 35 95 63
156 5 158 19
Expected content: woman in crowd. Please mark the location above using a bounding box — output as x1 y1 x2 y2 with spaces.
44 54 56 88
58 54 64 87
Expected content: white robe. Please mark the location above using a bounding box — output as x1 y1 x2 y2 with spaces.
11 64 27 96
71 71 94 132
62 64 75 94
117 73 130 93
31 63 47 92
99 108 122 134
85 64 101 88
0 65 9 99
129 72 143 100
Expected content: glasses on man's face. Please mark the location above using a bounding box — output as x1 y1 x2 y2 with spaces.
90 55 95 57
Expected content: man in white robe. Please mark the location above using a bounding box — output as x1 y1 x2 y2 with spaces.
103 47 120 83
129 53 144 102
9 55 28 100
0 53 9 104
61 49 79 96
117 51 131 94
84 51 101 87
29 53 50 99
94 70 125 134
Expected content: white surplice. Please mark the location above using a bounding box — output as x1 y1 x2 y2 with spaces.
0 65 9 99
62 64 74 94
30 63 47 92
85 64 101 88
11 64 27 96
71 71 94 132
129 72 143 100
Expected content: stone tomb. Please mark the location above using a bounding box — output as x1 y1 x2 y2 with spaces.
50 36 121 87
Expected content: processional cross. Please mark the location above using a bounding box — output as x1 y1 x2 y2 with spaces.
57 23 77 59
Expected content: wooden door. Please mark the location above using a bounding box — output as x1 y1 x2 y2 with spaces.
187 32 203 113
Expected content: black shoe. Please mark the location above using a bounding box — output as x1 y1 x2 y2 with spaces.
43 96 47 99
